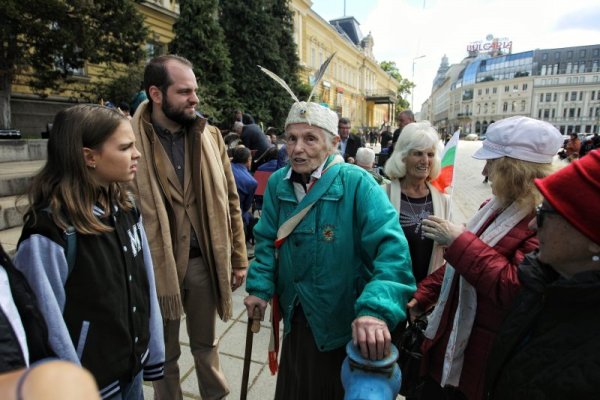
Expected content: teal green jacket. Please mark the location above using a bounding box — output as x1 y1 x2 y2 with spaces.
246 157 416 351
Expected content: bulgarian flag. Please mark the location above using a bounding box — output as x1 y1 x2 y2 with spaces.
431 129 460 194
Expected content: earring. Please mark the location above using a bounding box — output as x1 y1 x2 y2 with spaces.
593 255 600 262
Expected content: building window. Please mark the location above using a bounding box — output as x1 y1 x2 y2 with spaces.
513 85 518 90
505 86 509 92
579 62 586 73
593 61 599 72
521 100 526 112
565 93 569 101
594 49 600 57
503 102 508 112
541 65 547 75
592 91 596 101
493 87 497 94
579 91 583 101
566 62 573 74
540 93 544 103
478 89 482 95
567 51 573 59
543 109 550 118
542 53 548 61
553 93 557 102
545 93 551 102
580 49 587 58
512 101 516 111
571 91 577 101
577 108 581 117
523 83 528 90
552 109 556 118
569 108 575 118
485 88 489 94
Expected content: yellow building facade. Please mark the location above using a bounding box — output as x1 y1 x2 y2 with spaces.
290 0 399 130
10 0 178 136
11 0 397 135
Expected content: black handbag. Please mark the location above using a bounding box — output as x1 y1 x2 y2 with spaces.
397 312 429 398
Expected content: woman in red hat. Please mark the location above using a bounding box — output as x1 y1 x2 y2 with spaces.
485 150 600 399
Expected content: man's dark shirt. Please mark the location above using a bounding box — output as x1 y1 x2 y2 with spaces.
153 122 201 253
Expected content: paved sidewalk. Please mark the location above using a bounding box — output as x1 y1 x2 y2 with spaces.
142 140 491 400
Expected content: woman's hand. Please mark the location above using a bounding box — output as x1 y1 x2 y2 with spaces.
407 298 424 322
421 215 465 247
351 316 391 360
243 295 268 321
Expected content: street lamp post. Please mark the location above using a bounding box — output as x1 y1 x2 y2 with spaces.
411 55 426 109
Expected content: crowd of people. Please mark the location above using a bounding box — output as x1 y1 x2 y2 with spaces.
2 52 599 400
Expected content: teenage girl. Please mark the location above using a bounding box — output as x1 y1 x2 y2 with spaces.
14 104 164 399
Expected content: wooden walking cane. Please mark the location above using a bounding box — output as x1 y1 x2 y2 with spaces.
241 307 261 400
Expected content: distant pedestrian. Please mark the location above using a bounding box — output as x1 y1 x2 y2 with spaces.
392 109 415 150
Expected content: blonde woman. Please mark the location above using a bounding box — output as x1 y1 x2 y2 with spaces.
410 116 562 399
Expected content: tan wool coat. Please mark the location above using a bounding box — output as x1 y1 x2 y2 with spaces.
131 101 248 321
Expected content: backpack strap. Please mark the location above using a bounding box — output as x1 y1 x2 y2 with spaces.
63 225 77 275
43 207 77 276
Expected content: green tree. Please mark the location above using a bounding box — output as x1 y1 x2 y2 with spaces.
169 0 235 124
0 0 147 129
95 63 145 108
220 0 302 128
380 60 415 111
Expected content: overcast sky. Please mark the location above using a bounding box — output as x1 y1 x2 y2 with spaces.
311 0 600 113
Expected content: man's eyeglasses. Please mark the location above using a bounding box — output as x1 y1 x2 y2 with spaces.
536 205 558 228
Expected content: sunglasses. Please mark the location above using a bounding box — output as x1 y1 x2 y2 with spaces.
536 205 559 228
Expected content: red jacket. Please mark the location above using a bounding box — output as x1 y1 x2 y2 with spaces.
414 214 538 400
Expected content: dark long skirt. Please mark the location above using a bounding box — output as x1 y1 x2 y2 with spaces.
274 306 347 400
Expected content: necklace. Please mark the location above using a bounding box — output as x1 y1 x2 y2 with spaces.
400 193 432 239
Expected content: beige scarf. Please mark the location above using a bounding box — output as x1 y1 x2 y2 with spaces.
132 102 241 321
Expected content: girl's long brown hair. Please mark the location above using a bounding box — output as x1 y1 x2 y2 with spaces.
25 104 134 234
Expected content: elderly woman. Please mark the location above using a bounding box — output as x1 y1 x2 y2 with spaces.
409 116 563 399
485 149 600 399
384 121 449 283
244 101 415 400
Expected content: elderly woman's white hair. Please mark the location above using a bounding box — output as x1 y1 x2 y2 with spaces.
384 121 442 180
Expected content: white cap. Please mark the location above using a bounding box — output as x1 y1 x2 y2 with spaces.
473 116 562 163
285 102 339 137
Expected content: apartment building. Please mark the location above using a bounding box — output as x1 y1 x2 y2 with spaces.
423 44 600 136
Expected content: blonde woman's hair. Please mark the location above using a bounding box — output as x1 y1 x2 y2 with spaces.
25 104 133 234
489 157 559 211
384 121 441 180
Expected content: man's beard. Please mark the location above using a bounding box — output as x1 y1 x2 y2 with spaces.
162 95 197 127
